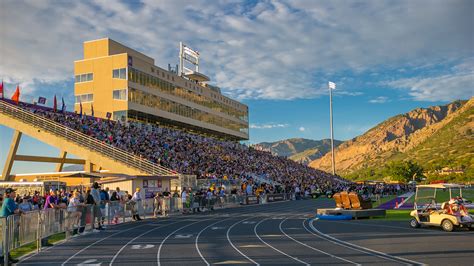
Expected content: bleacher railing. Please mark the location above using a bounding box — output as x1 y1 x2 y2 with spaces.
0 100 178 177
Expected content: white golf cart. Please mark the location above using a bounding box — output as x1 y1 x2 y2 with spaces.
410 183 473 232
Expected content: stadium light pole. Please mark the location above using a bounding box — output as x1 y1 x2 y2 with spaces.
328 81 336 175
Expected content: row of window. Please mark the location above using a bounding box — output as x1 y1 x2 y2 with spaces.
128 88 248 134
113 68 127 79
128 68 248 122
75 73 93 83
74 93 94 103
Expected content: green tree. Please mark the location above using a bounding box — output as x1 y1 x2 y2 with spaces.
384 160 424 183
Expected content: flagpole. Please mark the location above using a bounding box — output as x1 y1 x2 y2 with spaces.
329 82 336 175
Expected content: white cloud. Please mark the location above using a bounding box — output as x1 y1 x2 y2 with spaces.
384 60 474 101
250 123 289 129
0 0 472 101
299 127 305 132
369 96 389 104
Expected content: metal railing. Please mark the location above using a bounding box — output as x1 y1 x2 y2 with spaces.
0 100 178 176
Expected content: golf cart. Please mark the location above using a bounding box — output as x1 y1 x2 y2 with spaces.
410 183 474 232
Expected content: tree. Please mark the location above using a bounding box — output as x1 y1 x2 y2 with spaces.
384 160 424 183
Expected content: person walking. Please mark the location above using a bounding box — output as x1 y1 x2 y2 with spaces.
131 188 143 221
0 188 21 264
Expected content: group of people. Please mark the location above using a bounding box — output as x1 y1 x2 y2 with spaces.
16 101 347 191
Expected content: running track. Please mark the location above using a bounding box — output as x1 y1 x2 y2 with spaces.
19 199 474 265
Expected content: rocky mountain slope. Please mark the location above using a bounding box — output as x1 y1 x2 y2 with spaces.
309 98 473 179
255 138 342 164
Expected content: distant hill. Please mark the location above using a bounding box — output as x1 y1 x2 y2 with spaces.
255 138 342 164
309 98 474 181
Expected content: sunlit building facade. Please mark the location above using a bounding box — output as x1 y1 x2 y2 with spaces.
74 38 249 140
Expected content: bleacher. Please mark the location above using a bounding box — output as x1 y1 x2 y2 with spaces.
0 99 347 189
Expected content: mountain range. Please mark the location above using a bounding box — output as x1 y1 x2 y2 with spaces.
254 138 342 165
309 98 473 180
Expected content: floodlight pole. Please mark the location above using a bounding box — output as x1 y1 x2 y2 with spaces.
329 83 336 175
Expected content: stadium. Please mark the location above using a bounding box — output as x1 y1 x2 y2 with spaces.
0 38 473 266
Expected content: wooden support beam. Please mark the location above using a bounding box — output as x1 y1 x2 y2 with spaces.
55 150 68 172
14 155 85 165
2 131 22 181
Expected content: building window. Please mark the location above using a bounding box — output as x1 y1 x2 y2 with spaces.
113 89 127 100
75 73 93 83
74 93 94 103
113 68 126 79
113 110 127 122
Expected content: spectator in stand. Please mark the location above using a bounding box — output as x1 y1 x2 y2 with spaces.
10 101 351 199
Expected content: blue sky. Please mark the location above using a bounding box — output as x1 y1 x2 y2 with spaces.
1 0 473 174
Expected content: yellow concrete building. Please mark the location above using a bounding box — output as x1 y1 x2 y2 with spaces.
74 38 249 140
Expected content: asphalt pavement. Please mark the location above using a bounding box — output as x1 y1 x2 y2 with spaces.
18 199 474 266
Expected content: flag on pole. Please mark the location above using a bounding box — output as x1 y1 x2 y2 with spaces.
61 97 66 113
53 95 57 112
79 101 83 118
0 80 4 99
38 97 47 105
106 112 112 120
11 85 20 104
328 81 336 90
91 103 94 117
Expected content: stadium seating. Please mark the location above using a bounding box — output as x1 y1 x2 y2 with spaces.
3 100 348 193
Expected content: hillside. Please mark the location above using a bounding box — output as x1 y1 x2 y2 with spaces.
255 138 342 164
309 98 474 180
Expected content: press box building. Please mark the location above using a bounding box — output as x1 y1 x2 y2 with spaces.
74 38 249 140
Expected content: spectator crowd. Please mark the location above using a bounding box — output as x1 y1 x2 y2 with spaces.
14 101 348 194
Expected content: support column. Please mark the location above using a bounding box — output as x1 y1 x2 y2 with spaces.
84 160 93 172
2 130 22 181
55 150 68 172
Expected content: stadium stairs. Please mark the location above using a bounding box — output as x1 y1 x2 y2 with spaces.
0 100 178 178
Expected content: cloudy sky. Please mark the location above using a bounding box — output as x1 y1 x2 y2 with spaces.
1 0 473 174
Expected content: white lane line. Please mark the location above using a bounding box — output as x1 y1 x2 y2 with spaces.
278 218 359 265
22 218 141 263
226 217 260 266
321 220 470 234
61 223 150 266
212 202 306 265
196 217 235 266
308 219 426 266
109 220 185 265
157 217 217 266
254 218 309 265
